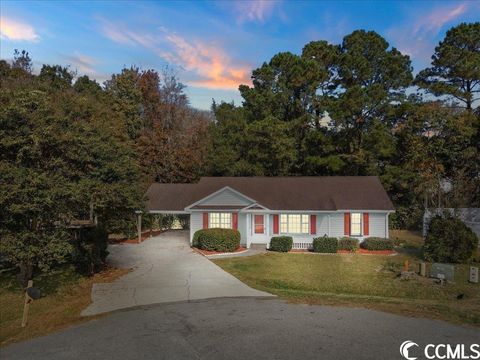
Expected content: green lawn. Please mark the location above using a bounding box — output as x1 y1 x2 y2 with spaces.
213 232 480 326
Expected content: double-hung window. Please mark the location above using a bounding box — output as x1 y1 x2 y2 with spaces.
350 213 362 236
280 214 309 234
209 213 232 229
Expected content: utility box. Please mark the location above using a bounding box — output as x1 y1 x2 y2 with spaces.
470 267 479 283
430 263 455 282
419 262 426 277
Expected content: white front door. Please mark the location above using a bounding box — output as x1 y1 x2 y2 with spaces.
250 214 269 244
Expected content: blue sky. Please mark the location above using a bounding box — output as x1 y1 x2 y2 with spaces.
1 0 479 110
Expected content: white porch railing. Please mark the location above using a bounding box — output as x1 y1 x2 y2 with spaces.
292 242 313 250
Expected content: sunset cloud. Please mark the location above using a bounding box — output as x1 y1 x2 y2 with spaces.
101 21 251 90
235 0 279 24
0 16 39 42
159 30 251 89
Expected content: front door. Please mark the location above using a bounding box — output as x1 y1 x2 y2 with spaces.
250 214 269 245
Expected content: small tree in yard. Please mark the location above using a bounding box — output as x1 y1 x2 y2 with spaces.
424 215 478 263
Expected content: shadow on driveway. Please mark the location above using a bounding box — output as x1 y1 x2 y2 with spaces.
81 230 273 316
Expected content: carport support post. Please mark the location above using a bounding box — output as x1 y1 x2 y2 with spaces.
135 211 142 244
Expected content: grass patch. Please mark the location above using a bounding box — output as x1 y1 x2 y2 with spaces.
213 248 480 326
0 265 129 347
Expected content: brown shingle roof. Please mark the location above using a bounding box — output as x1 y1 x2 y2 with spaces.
145 177 394 212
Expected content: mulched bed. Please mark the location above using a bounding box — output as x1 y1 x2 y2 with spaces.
338 249 396 255
109 230 164 244
287 249 396 255
194 246 248 256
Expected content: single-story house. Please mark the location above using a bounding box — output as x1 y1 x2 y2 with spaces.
144 176 395 249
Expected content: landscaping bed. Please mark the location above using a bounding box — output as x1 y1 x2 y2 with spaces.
283 248 396 255
194 246 248 256
109 230 164 244
337 248 396 255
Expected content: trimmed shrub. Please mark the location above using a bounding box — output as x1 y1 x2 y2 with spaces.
338 237 359 252
269 236 293 252
192 228 240 252
313 236 338 253
424 216 478 263
361 237 394 251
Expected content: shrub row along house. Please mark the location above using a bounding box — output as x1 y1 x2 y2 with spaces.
145 177 394 249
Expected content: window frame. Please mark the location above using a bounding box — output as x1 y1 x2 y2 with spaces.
279 214 310 235
350 212 362 236
209 212 232 229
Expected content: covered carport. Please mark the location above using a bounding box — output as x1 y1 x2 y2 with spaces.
135 183 195 243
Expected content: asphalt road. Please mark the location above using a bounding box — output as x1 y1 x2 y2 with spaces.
2 298 478 360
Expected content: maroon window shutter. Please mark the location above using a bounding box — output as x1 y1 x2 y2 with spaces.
203 213 208 229
273 214 279 234
310 215 316 234
232 213 238 230
344 213 350 236
363 213 369 236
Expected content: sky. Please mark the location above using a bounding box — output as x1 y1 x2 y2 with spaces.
1 0 479 110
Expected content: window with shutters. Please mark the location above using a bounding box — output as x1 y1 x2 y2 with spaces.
350 213 362 236
280 214 309 234
209 213 232 229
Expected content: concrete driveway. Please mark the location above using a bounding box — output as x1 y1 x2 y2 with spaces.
5 298 479 360
81 230 272 316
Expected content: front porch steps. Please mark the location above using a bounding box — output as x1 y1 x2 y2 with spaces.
249 243 268 250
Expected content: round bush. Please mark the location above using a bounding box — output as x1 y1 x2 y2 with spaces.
338 237 359 252
192 228 240 252
361 237 394 251
313 236 338 253
269 236 293 252
424 216 478 263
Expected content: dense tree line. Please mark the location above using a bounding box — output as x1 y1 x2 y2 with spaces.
0 52 210 283
208 23 480 229
0 22 478 283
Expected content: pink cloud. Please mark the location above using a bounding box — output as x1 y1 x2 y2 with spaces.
100 21 251 90
159 30 251 90
0 16 39 42
235 0 279 24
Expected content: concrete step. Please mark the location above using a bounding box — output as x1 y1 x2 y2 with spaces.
249 243 268 250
